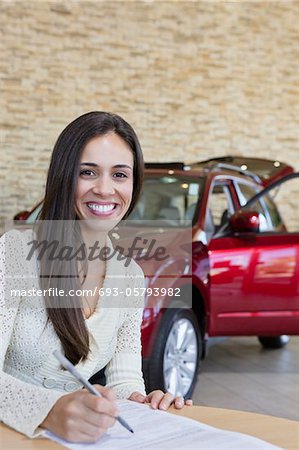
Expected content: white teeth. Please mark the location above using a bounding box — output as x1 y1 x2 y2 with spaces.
87 203 115 212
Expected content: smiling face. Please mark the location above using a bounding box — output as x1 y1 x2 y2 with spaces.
75 132 134 227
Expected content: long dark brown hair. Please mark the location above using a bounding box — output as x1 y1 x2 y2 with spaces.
37 112 144 364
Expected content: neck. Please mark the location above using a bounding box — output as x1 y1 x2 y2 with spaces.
81 228 107 249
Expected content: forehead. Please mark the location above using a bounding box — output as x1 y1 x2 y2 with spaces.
81 133 133 165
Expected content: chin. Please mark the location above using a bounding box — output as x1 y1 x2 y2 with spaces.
79 217 121 233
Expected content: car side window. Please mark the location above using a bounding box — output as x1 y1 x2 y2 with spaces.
243 174 299 233
234 182 274 232
261 194 284 229
207 183 234 235
26 205 42 223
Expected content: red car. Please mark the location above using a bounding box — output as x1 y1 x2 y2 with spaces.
13 157 299 398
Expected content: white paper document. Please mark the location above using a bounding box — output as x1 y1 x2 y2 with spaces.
45 400 281 449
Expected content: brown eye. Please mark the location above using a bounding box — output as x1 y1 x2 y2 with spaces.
114 172 128 178
80 169 95 176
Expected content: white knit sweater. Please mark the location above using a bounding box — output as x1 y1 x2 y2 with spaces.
0 229 146 438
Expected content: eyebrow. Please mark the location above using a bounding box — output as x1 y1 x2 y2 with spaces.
80 162 133 170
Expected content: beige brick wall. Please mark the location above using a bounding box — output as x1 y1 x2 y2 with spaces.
1 1 299 230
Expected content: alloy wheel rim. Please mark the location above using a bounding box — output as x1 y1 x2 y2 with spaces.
163 318 198 397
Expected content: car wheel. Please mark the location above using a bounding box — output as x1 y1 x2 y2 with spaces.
258 335 290 349
144 307 202 399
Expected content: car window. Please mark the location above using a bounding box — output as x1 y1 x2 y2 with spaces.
25 204 42 223
234 182 277 231
206 183 234 237
261 194 283 229
249 174 299 233
128 176 204 226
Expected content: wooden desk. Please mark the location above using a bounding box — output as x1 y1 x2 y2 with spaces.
171 406 298 449
1 406 298 449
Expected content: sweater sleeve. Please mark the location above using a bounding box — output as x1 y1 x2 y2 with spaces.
104 261 146 399
0 231 65 438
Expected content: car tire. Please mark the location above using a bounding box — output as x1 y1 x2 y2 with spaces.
144 307 202 399
258 335 290 349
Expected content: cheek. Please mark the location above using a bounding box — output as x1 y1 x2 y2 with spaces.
125 183 134 204
75 185 82 207
120 183 134 214
119 180 133 202
75 180 88 203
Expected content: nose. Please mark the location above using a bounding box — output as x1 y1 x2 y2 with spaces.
92 174 115 197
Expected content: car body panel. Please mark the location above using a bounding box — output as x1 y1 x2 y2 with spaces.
208 233 299 336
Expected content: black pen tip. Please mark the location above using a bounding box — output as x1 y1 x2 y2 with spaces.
116 416 134 434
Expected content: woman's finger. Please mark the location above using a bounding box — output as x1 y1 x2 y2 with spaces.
146 390 165 409
174 396 185 409
85 393 118 419
157 391 175 410
128 391 147 403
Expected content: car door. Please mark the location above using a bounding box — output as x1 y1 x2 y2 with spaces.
207 173 299 337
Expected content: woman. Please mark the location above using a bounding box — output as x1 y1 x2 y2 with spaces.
0 112 191 443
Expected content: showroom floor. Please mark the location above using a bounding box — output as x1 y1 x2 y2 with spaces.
192 336 299 421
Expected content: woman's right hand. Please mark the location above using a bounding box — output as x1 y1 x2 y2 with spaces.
40 385 118 443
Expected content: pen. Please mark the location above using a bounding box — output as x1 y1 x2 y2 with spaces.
53 350 134 434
